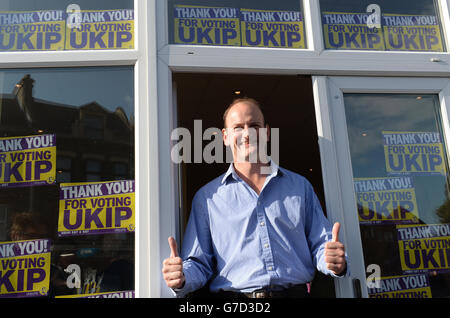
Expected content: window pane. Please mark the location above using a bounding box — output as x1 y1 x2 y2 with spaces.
168 0 306 49
0 67 135 298
320 0 445 52
0 0 134 52
344 94 450 298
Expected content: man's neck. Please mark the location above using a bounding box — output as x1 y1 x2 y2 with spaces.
233 161 270 195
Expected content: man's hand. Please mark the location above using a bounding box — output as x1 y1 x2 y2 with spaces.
162 237 185 289
324 222 347 276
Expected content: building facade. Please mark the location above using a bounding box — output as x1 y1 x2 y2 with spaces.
1 0 450 298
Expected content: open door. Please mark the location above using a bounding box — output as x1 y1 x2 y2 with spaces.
173 72 337 297
317 76 450 298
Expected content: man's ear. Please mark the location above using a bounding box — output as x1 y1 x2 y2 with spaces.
222 128 229 146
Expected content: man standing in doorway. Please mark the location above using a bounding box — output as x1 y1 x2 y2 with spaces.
162 97 348 298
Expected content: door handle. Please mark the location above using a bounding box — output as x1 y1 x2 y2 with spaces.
353 278 362 298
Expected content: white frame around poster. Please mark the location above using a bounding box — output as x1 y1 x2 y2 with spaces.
317 76 450 298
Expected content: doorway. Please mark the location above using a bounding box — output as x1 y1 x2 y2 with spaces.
173 72 335 297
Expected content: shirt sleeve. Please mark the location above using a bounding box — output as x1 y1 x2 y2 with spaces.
303 180 350 278
173 191 215 298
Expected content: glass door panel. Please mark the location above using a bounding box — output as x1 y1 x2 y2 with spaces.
344 93 450 298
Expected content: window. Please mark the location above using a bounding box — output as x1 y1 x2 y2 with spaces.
0 66 134 298
56 156 72 183
320 0 445 52
113 162 129 180
344 93 450 298
0 0 134 52
168 0 306 49
85 159 102 182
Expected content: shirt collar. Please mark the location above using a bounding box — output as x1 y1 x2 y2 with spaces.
221 160 283 184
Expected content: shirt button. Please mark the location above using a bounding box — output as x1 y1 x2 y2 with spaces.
268 266 273 271
260 221 265 226
264 244 269 248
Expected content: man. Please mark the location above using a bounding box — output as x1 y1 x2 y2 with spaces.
162 98 348 298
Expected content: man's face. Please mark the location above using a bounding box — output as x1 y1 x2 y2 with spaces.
222 102 269 163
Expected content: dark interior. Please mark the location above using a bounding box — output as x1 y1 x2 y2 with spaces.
173 72 335 297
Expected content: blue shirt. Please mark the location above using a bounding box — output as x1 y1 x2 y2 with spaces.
176 162 346 297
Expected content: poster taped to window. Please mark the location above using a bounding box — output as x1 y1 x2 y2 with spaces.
0 10 65 51
0 134 56 188
0 239 51 298
58 180 135 236
383 131 446 175
322 12 385 50
322 11 443 52
354 177 419 224
397 224 450 273
173 5 305 48
0 9 134 51
383 14 443 52
174 5 241 46
240 8 305 48
367 274 432 298
66 9 134 50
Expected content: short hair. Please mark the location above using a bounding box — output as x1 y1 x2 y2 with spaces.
10 212 47 239
223 97 265 128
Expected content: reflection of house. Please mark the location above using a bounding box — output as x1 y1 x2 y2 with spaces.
0 74 134 183
0 74 134 235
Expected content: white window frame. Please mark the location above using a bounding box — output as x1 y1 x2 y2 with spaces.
314 76 450 298
0 0 159 298
157 0 450 77
155 0 450 298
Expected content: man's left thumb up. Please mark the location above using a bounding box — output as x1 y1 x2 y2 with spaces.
332 222 341 243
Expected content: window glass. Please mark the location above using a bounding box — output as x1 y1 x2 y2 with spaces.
320 0 445 52
168 0 306 49
0 67 135 298
344 94 450 298
0 0 134 52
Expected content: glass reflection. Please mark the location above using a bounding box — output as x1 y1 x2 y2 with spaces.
0 67 134 298
345 93 450 298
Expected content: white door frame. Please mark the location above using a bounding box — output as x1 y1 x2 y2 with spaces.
313 76 450 298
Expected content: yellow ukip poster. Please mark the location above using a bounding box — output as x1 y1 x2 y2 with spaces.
174 5 240 46
322 11 385 50
354 177 419 225
398 224 450 273
0 10 65 51
368 274 432 298
383 14 443 52
65 9 134 50
0 239 51 298
58 180 135 236
322 12 443 52
0 9 134 51
0 135 56 188
383 131 446 176
240 9 305 49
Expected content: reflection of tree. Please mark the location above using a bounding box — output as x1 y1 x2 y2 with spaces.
435 177 450 224
432 182 450 298
357 202 428 277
